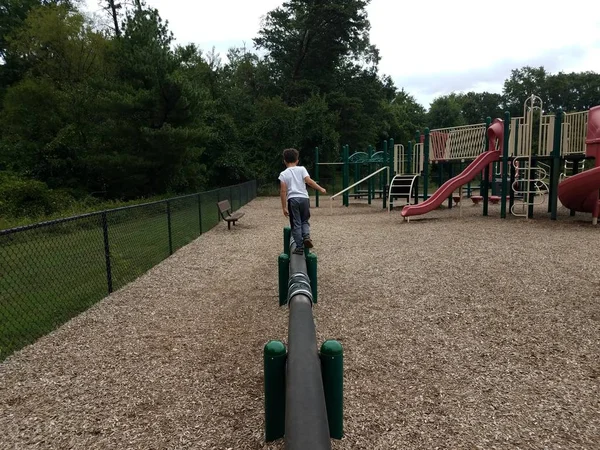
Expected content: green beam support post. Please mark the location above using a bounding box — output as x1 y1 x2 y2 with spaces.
320 340 343 440
283 226 291 257
352 162 360 198
306 252 318 304
388 137 395 179
406 140 413 176
343 145 349 207
414 131 421 204
448 162 454 208
423 129 430 200
278 253 290 306
550 109 563 220
368 145 373 205
315 147 320 208
483 117 491 216
264 340 287 442
501 111 511 218
382 140 388 209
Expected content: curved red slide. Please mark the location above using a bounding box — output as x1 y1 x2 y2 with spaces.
557 105 600 219
401 150 500 217
557 166 600 213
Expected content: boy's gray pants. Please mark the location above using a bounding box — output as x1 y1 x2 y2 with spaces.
288 197 310 249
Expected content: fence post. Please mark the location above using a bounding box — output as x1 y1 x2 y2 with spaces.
197 194 203 234
101 212 113 294
167 201 173 255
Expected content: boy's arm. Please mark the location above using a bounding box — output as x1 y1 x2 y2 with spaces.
280 181 289 216
304 176 326 193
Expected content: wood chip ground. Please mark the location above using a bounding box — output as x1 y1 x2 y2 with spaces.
1 196 599 449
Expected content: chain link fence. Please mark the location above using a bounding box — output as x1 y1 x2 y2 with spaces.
0 180 257 361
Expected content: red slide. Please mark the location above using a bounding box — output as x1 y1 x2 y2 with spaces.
401 150 500 217
557 105 600 220
557 167 600 214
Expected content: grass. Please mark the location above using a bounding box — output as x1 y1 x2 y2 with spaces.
0 183 254 361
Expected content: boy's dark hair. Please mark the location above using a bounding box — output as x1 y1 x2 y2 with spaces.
283 148 299 163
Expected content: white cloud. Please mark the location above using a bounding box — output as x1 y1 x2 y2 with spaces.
84 0 600 107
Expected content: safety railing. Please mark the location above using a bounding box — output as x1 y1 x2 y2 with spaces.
428 123 487 161
329 166 389 210
561 110 588 155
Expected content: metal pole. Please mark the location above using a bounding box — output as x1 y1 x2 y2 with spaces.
483 117 491 216
501 111 511 219
166 201 173 255
101 212 113 294
423 129 430 200
550 109 563 220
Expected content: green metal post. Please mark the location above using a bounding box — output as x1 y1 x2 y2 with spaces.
278 253 289 306
367 145 374 205
264 340 287 442
389 137 395 179
382 140 388 209
320 340 343 440
315 147 320 208
423 129 430 200
501 111 511 218
447 162 453 208
283 226 291 257
483 117 491 216
406 141 413 176
414 131 421 204
353 162 359 198
550 109 562 220
306 252 318 304
343 145 349 207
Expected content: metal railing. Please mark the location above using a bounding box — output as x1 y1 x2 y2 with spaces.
0 180 257 361
329 166 389 210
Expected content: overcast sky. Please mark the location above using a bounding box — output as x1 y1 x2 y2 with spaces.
84 0 600 108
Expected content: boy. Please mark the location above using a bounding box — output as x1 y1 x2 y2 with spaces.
278 148 326 255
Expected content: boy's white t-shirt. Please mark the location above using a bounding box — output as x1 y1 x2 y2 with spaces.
278 166 310 199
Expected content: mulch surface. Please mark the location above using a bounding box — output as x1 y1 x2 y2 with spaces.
1 196 598 449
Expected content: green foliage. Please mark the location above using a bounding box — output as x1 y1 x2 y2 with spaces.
0 0 599 223
0 172 73 218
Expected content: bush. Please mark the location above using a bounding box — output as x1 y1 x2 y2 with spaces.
0 173 75 219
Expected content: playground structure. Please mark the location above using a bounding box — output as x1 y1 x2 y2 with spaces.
264 228 343 449
399 96 599 223
314 141 396 210
320 95 599 225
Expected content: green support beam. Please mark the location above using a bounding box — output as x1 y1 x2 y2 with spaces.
501 111 511 218
423 129 430 200
550 109 563 220
483 117 491 216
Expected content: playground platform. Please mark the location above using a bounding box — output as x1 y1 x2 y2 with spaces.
0 197 598 449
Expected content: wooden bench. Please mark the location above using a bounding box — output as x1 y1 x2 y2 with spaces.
217 200 245 230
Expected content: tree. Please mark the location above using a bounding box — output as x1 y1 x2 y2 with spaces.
502 66 549 116
254 0 374 104
427 93 465 129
